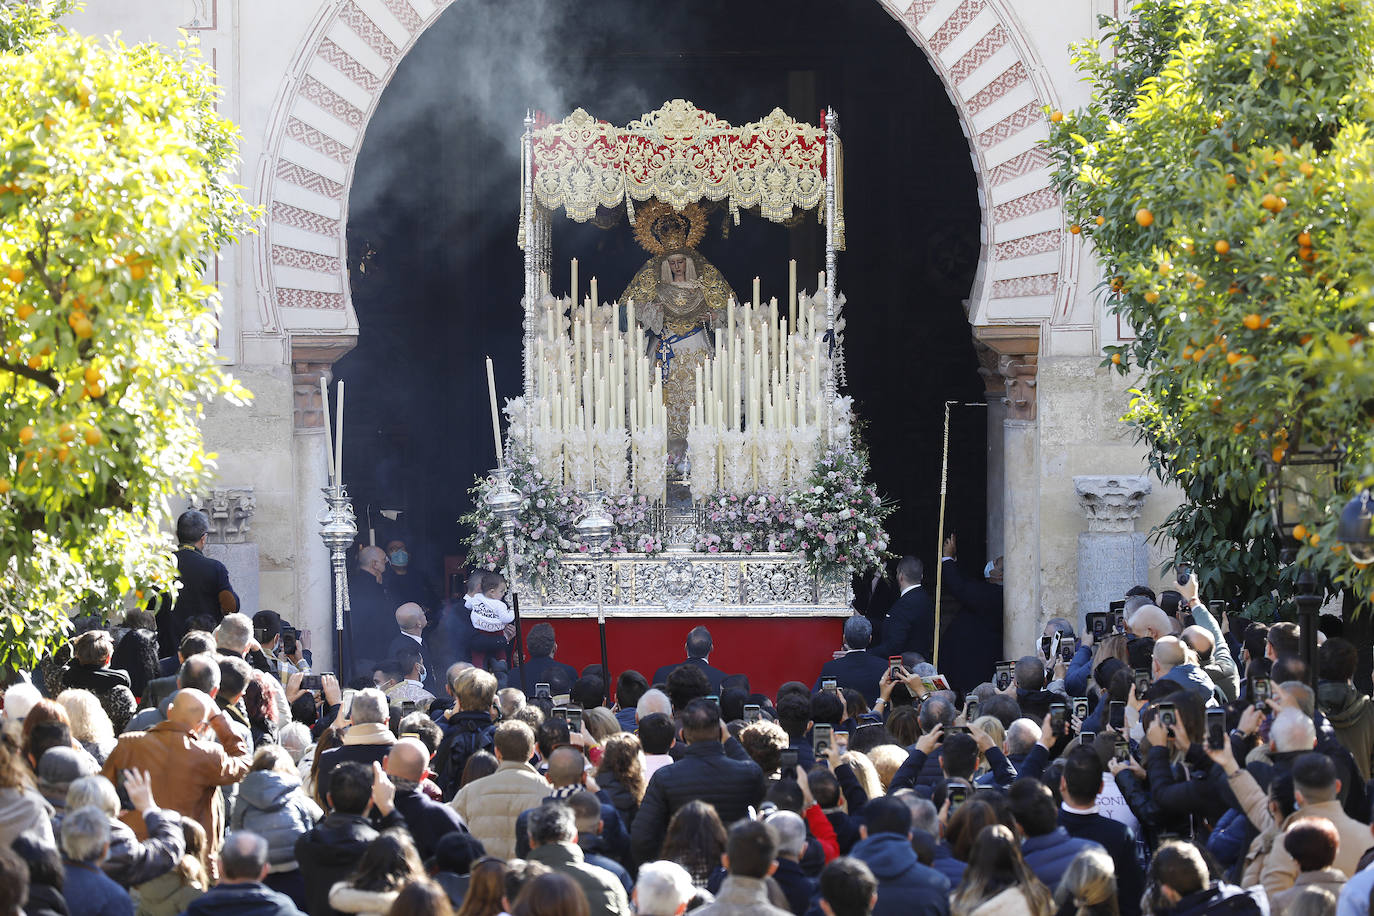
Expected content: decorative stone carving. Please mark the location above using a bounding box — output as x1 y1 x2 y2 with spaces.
189 488 257 544
1074 476 1153 533
291 336 357 432
998 354 1038 421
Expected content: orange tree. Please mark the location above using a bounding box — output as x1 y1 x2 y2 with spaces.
1049 0 1374 615
0 4 256 666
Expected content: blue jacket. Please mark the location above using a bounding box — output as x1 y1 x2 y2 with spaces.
1159 663 1222 707
183 881 306 915
850 833 950 916
61 860 133 916
1019 827 1104 890
929 841 966 885
1065 645 1094 698
1060 809 1143 916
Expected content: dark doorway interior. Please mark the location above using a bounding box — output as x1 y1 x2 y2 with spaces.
339 0 986 591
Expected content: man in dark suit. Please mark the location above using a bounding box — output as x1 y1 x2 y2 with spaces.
870 556 936 662
519 622 580 696
853 564 898 642
813 615 891 704
156 509 239 657
348 545 394 680
937 534 1004 692
650 625 729 692
1059 746 1144 916
387 602 439 694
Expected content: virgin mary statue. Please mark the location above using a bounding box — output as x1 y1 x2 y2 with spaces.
619 202 737 440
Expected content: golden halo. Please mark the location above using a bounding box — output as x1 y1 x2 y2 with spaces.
632 199 708 256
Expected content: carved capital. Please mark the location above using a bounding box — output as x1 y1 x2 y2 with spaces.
189 487 257 543
974 326 1040 421
997 354 1038 421
1073 475 1152 533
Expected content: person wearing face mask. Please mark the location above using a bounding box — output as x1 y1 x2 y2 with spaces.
388 603 439 694
383 539 439 614
384 648 436 705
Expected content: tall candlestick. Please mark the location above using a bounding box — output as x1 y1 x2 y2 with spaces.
753 276 761 308
485 357 503 467
591 277 599 309
571 258 578 306
334 379 345 487
319 376 335 485
788 259 797 330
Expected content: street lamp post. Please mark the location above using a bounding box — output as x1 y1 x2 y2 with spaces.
576 490 616 688
485 466 525 689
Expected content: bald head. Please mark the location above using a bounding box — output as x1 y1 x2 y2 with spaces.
1153 636 1188 673
384 737 430 782
167 689 215 728
395 603 426 634
1129 605 1172 641
359 546 386 577
1180 625 1214 662
547 746 587 788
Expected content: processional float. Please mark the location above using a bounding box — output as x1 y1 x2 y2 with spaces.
475 101 885 646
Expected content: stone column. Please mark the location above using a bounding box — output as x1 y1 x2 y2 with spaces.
976 342 1007 561
291 336 356 674
1073 475 1152 627
189 489 259 614
978 329 1040 660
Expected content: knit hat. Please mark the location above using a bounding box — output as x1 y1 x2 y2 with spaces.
36 746 97 790
433 831 486 874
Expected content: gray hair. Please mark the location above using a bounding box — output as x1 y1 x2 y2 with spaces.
1005 718 1042 756
1271 708 1317 754
1123 595 1153 616
911 662 938 679
636 688 672 720
61 806 110 863
765 809 807 858
178 653 221 693
220 831 269 880
214 613 253 653
897 793 939 837
842 615 873 650
635 861 696 916
278 722 311 763
1044 617 1076 638
66 775 119 819
349 687 388 726
527 802 577 846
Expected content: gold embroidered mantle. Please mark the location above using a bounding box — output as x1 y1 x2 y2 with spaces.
524 100 843 246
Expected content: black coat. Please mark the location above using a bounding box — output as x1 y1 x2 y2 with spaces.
651 657 729 692
772 857 816 915
936 559 1004 692
158 546 236 655
871 587 936 662
183 882 305 916
1060 809 1144 916
347 573 394 673
630 739 766 864
518 655 580 694
813 651 891 704
313 741 394 803
295 811 404 916
393 787 467 860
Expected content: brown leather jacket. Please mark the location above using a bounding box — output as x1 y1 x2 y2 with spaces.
101 717 251 853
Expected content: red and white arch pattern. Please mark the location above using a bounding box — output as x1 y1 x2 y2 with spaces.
256 0 1067 333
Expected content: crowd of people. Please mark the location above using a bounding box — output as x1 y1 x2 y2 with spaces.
1 511 1372 916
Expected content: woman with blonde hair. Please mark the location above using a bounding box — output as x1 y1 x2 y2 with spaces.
951 824 1054 916
582 707 620 744
1053 848 1119 916
56 688 117 764
594 732 645 828
843 750 884 800
132 815 210 916
864 744 908 792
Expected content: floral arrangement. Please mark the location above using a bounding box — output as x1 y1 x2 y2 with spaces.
463 441 890 585
788 443 892 577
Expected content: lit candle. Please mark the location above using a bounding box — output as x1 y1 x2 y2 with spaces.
334 379 345 486
485 357 503 467
319 376 335 486
753 276 761 308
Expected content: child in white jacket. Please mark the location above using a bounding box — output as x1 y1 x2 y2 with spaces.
466 571 513 668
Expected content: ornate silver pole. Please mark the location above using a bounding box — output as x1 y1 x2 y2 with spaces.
823 107 839 444
522 111 537 402
319 485 357 678
485 466 524 687
576 490 616 686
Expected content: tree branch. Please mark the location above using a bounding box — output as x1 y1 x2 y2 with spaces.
0 358 59 391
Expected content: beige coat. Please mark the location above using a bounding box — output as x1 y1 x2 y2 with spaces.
968 886 1045 916
1269 868 1347 916
328 882 399 915
450 759 550 860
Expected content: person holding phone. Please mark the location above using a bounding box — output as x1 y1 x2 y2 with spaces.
1057 747 1145 916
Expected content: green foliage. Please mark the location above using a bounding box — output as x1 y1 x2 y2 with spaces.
0 19 257 667
1048 0 1374 612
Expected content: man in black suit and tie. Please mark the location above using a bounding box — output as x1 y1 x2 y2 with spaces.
870 556 936 662
388 602 440 694
813 615 891 704
651 625 729 692
156 509 239 657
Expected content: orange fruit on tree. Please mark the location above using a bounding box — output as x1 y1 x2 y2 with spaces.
70 314 93 338
0 479 9 495
1050 110 1064 123
1069 224 1081 235
83 427 101 446
6 267 22 284
1300 333 1313 345
1095 216 1105 226
83 366 101 385
1144 291 1159 303
1226 351 1242 365
1261 193 1280 210
1243 314 1262 330
1215 240 1231 254
1272 445 1287 463
1135 208 1154 227
1292 524 1309 541
85 382 104 399
1273 152 1286 165
1310 534 1321 546
1299 162 1314 177
1111 353 1122 365
15 304 34 320
55 446 70 464
1225 173 1237 189
18 426 35 445
58 424 75 443
129 262 146 281
1297 231 1312 247
26 356 41 370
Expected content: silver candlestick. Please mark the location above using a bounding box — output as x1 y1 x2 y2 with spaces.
319 485 357 675
576 490 616 684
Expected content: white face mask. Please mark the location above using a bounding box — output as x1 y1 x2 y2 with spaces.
418 665 427 684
